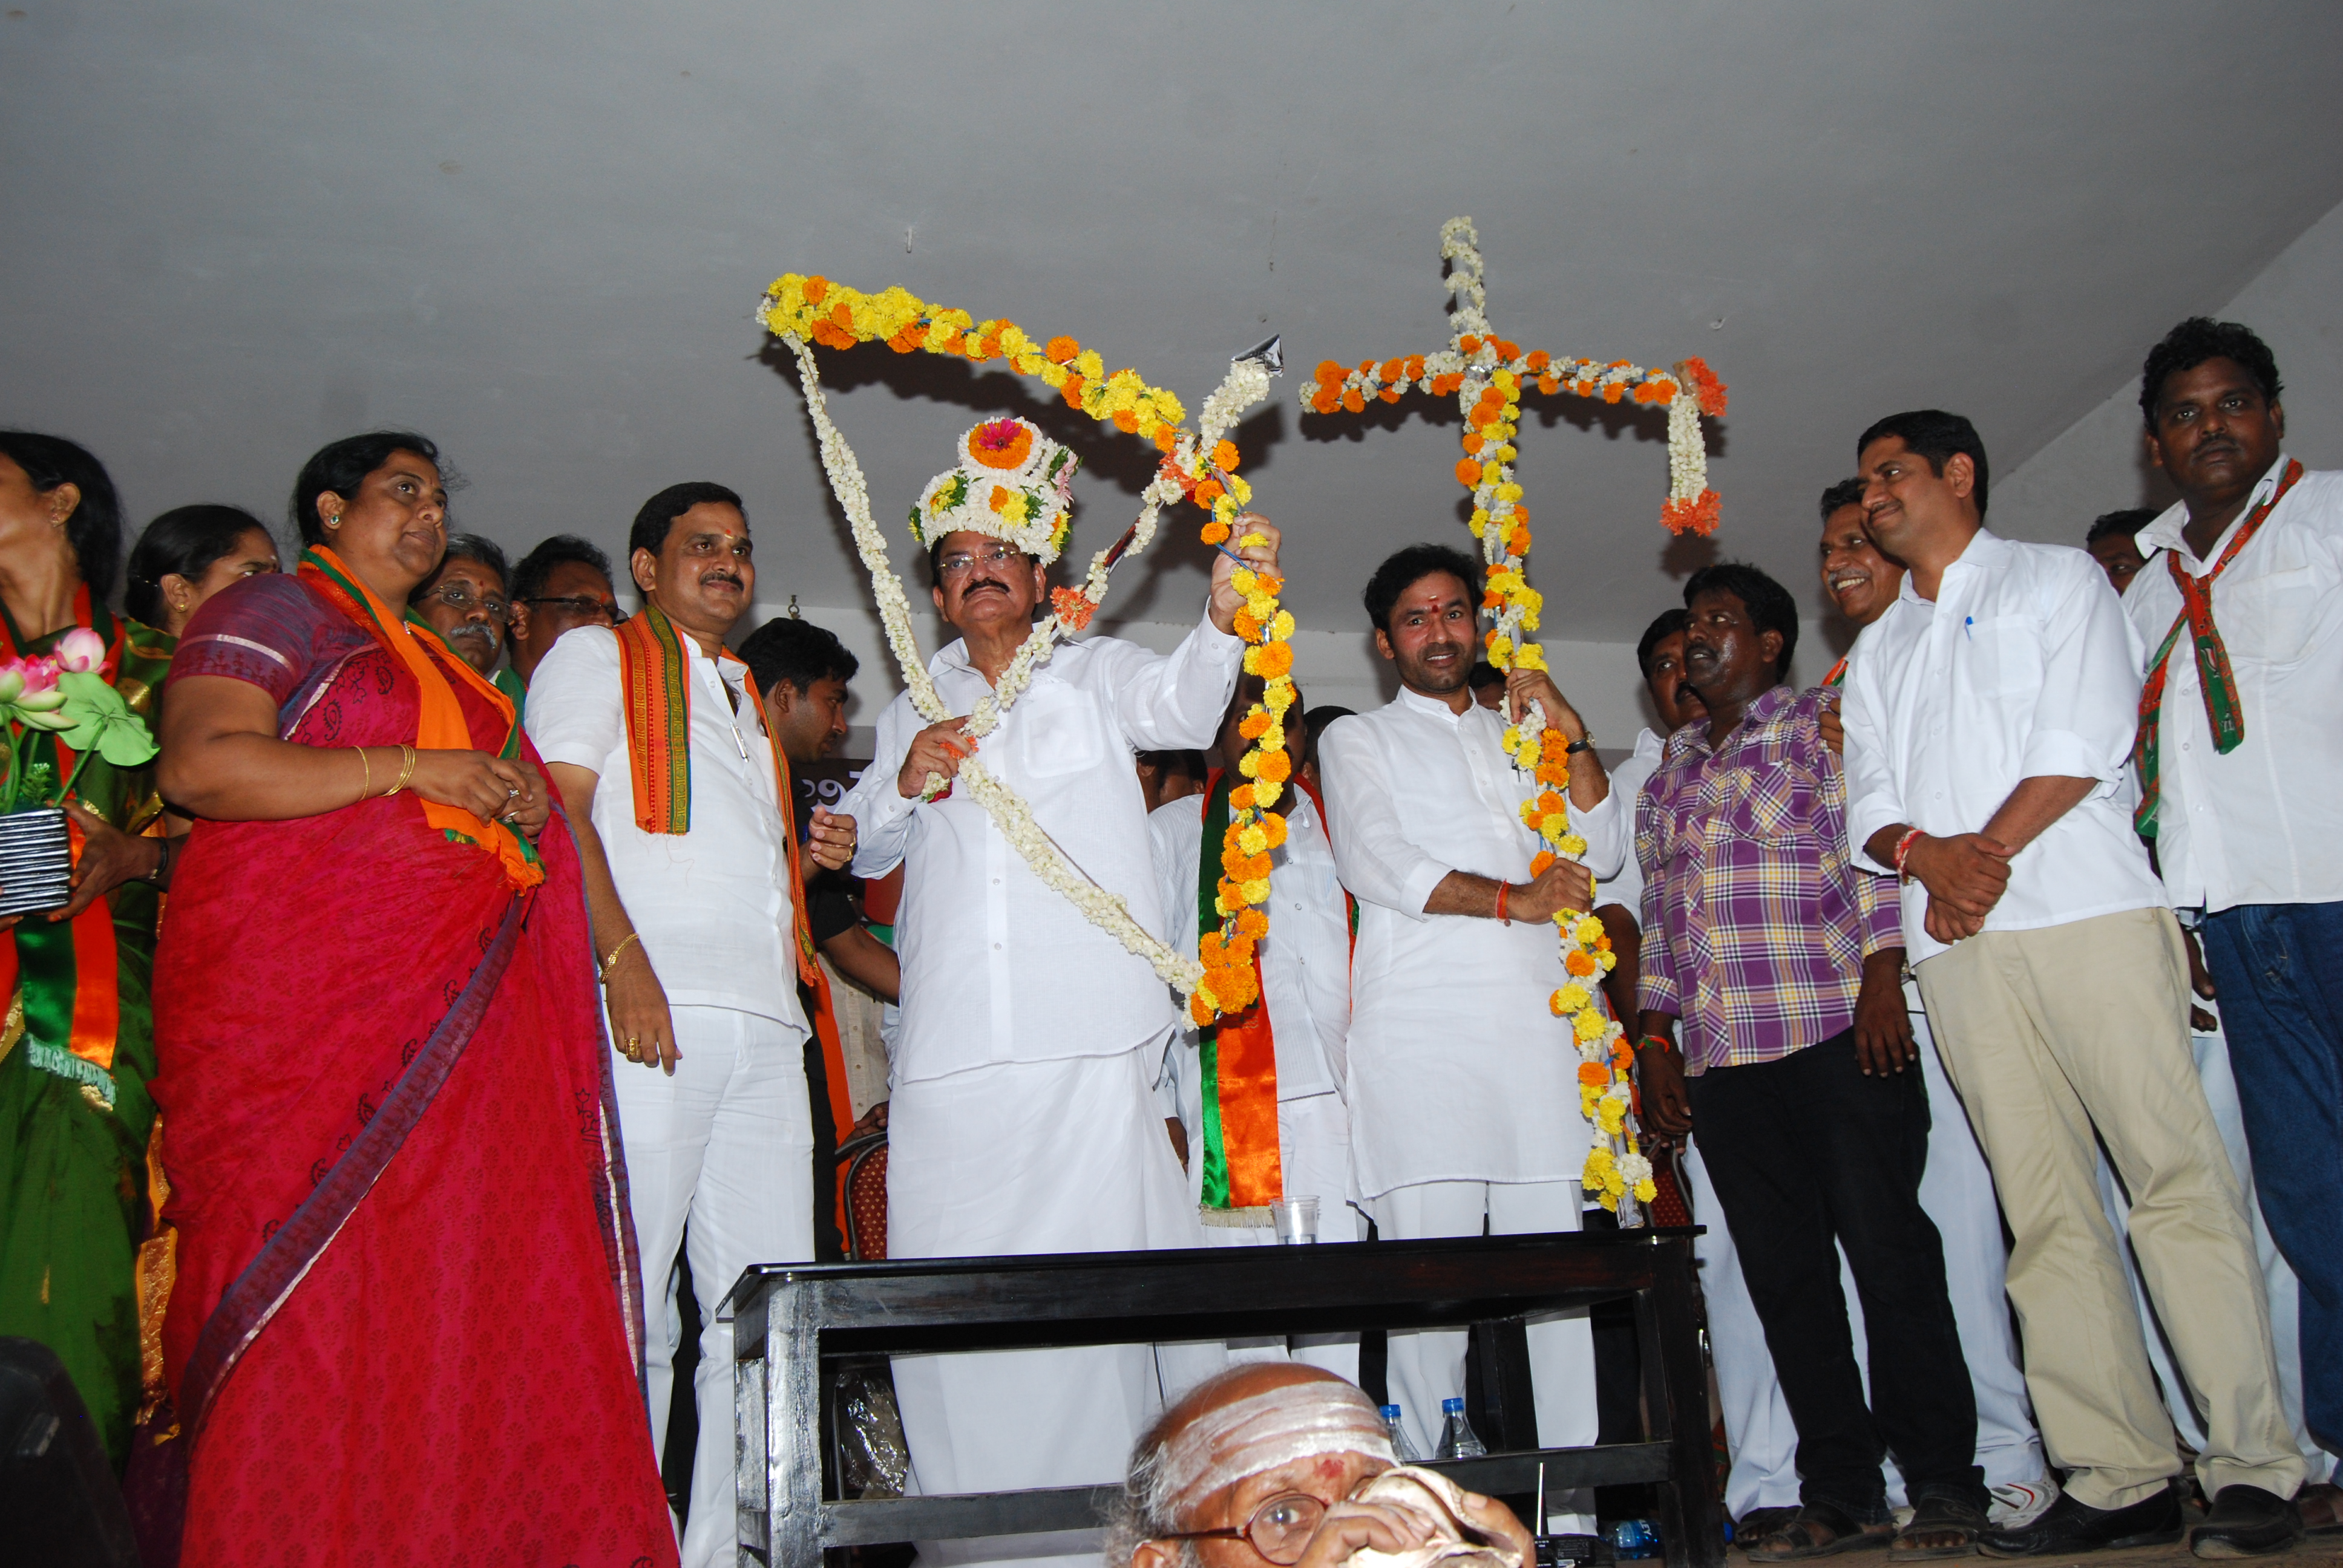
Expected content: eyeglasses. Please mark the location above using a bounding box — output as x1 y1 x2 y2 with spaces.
425 582 510 621
520 594 627 625
1153 1493 1329 1566
939 544 1026 580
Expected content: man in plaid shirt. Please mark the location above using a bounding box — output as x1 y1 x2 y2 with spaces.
1634 563 1988 1561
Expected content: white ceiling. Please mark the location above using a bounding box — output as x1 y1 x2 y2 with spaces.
6 1 2341 642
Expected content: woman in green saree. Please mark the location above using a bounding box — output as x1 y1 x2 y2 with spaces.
0 430 180 1468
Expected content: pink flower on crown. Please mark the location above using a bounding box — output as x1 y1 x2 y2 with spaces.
54 627 105 673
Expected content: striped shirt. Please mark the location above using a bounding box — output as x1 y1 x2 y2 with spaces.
1635 683 1902 1074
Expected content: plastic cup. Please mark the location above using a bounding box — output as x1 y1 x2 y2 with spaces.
1273 1196 1319 1244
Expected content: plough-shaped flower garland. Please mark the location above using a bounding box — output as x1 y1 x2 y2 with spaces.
759 276 1294 1015
1300 218 1729 1214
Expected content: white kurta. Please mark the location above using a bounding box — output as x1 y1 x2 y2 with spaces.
1317 687 1585 1198
839 611 1239 1568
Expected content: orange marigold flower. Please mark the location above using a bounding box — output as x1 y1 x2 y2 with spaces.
1595 935 1613 953
1512 503 1530 525
1155 426 1179 454
1508 524 1532 554
1311 384 1339 415
1525 350 1550 371
1060 374 1085 408
1602 383 1624 404
1196 479 1225 506
804 276 830 304
1259 813 1288 849
1379 387 1401 403
1314 359 1343 385
1213 439 1239 471
1380 358 1406 383
1257 750 1291 784
1538 373 1559 395
1404 355 1426 379
1050 587 1098 631
1578 1061 1610 1086
1239 711 1271 740
1455 459 1483 488
831 302 854 330
1530 851 1557 875
971 419 1035 471
1190 991 1216 1027
1461 433 1485 456
1201 519 1232 545
1341 387 1365 414
1633 380 1667 405
1680 356 1729 417
1045 335 1080 364
1236 907 1269 941
1254 642 1293 676
1565 950 1598 977
1230 784 1255 811
1460 335 1483 354
1497 339 1520 361
1112 408 1139 433
1661 489 1724 537
1481 590 1504 612
1538 789 1566 814
1233 609 1260 641
887 331 920 354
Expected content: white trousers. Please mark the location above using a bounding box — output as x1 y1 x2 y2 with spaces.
612 1003 814 1568
1180 1092 1365 1383
1366 1178 1598 1530
1688 1008 2043 1520
889 1045 1201 1568
2095 1020 2335 1483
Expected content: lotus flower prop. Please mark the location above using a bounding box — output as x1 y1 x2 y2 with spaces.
0 644 159 814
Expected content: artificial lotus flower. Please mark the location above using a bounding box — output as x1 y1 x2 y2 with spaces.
54 626 105 673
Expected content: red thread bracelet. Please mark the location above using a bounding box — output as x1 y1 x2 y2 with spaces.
1893 828 1925 881
1495 881 1512 925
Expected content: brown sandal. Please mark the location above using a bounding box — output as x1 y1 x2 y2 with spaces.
1747 1501 1895 1560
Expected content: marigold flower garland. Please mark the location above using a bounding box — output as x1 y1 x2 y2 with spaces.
1299 218 1727 1215
761 275 1290 1013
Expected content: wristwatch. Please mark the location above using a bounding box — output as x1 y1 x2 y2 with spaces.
1565 731 1596 756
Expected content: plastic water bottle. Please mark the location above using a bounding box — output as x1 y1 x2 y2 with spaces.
1435 1397 1487 1459
1379 1403 1423 1463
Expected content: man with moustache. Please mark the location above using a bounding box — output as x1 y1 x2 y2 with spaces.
529 482 856 1568
1840 411 2302 1558
407 531 510 677
2123 318 2343 1491
1633 563 1986 1560
500 533 624 713
840 418 1269 1568
1316 543 1605 1488
1805 480 2053 1523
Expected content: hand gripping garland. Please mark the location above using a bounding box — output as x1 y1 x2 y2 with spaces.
759 276 1294 1015
1303 220 1730 1218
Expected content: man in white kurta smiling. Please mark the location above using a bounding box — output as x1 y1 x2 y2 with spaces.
841 416 1275 1568
1316 541 1605 1496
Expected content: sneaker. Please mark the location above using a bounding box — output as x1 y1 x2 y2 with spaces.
1989 1481 2056 1529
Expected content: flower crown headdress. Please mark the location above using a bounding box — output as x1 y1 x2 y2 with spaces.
911 417 1080 563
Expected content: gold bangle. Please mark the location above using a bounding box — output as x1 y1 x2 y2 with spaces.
387 743 418 797
598 931 641 983
354 746 371 805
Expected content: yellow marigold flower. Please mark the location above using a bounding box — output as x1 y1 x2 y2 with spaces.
1263 679 1295 714
1238 825 1268 857
1237 750 1260 778
1558 833 1586 857
1270 610 1295 641
1073 349 1104 379
1573 1010 1608 1043
1245 592 1276 620
1553 982 1590 1015
1539 812 1567 838
1487 634 1514 665
1598 1098 1628 1135
998 324 1029 354
1502 725 1522 752
1634 1179 1658 1204
1240 877 1271 904
1575 914 1607 943
1599 951 1619 973
1253 779 1283 809
1262 725 1285 755
1497 482 1524 503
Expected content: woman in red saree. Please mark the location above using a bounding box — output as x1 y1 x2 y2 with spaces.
152 432 677 1568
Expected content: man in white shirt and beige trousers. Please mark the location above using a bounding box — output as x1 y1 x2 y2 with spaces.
1840 410 2304 1561
531 480 855 1568
841 419 1270 1568
1317 543 1605 1498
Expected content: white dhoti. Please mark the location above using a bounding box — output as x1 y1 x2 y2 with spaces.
613 1004 814 1568
888 1044 1203 1568
1689 1004 2044 1521
2094 1017 2335 1484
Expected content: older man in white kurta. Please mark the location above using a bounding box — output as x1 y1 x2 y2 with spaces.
1315 544 1604 1485
841 420 1273 1568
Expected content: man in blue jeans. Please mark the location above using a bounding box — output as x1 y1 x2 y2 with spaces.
2125 316 2343 1487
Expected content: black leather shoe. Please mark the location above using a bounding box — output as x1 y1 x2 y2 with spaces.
2190 1485 2304 1559
1978 1483 2183 1557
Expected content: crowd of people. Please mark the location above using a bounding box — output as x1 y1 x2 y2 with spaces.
0 311 2334 1568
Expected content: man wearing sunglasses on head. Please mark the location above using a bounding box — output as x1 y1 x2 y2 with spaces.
500 533 626 715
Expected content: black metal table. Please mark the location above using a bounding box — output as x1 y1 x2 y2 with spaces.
727 1228 1719 1568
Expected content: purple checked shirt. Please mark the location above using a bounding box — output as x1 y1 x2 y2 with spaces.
1635 684 1904 1075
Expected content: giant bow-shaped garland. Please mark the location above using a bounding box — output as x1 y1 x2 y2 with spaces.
1302 219 1729 1218
759 276 1294 1014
